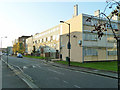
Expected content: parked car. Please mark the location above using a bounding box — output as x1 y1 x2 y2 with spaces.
9 54 11 56
17 53 23 58
4 53 7 55
2 53 5 55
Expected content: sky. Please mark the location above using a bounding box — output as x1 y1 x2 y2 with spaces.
0 0 113 48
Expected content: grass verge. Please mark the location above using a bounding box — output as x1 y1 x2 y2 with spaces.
23 55 46 59
54 60 117 72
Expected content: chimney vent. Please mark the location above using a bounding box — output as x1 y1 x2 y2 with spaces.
94 10 100 17
73 4 78 17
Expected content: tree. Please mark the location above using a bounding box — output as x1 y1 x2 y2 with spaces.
18 42 25 54
86 0 120 89
13 42 25 55
13 43 18 55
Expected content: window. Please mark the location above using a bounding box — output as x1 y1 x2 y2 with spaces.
50 36 53 41
84 48 98 56
107 35 116 43
42 39 43 42
53 35 56 40
84 33 97 41
44 38 46 42
35 40 37 44
107 51 117 55
23 39 24 42
56 35 59 41
107 23 118 29
46 37 48 42
40 39 42 43
48 37 50 41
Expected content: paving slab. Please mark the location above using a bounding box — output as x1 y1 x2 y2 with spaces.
2 62 29 88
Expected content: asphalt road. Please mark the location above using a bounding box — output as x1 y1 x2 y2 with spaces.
2 56 118 88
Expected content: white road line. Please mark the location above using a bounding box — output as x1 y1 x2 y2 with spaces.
63 80 68 84
23 66 28 69
32 65 36 68
74 71 80 72
38 66 41 68
1 58 38 88
54 77 59 80
74 85 81 88
48 68 64 75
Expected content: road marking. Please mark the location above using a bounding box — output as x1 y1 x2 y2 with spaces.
75 71 80 72
36 65 41 68
1 58 39 88
74 85 81 88
38 66 41 68
23 66 28 69
63 80 68 84
54 77 59 80
48 69 64 75
32 65 36 68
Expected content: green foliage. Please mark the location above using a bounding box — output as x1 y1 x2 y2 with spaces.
54 61 117 72
24 55 47 59
18 42 25 54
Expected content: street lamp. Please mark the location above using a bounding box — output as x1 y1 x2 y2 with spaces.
1 36 7 60
60 21 71 66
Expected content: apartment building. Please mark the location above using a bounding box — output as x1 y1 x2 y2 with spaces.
13 36 31 55
26 4 120 61
26 36 33 54
60 11 120 62
26 25 62 58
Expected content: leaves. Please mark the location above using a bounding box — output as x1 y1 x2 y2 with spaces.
114 29 119 31
117 6 119 9
85 0 120 40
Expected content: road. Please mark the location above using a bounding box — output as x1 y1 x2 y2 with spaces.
2 56 118 88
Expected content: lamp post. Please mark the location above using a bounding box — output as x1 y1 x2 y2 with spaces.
1 36 7 60
60 21 71 66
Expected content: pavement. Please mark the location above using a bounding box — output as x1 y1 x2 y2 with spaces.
46 59 118 79
0 60 2 90
2 61 30 88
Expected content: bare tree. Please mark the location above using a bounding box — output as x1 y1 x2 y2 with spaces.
86 0 120 89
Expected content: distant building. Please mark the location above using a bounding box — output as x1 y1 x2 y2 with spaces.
0 48 7 57
7 46 13 55
26 25 60 58
12 36 31 55
26 36 33 55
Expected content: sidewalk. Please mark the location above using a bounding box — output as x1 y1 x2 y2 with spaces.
47 60 118 79
2 62 29 88
0 61 2 90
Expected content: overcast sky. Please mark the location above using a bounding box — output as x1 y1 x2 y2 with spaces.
0 0 111 48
